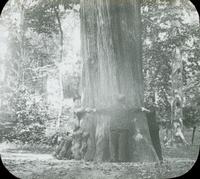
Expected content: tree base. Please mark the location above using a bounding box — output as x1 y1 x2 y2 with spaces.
82 112 159 163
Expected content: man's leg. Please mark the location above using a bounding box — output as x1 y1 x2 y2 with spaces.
151 130 163 162
147 116 163 162
110 130 119 162
118 129 129 162
58 141 68 158
54 140 65 157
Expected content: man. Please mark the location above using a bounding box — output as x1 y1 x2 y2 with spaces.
109 94 131 162
54 132 73 160
80 131 90 159
141 96 163 163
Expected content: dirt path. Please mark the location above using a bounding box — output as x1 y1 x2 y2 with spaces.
1 150 196 179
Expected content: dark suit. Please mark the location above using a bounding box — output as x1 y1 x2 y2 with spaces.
145 106 163 162
109 104 131 162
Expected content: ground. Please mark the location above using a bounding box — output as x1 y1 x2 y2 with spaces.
0 128 199 179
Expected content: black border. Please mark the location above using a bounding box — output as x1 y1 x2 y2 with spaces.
0 0 199 179
0 0 8 14
0 155 19 179
190 0 200 22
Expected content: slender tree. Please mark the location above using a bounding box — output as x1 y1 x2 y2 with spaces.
168 0 188 146
53 3 64 128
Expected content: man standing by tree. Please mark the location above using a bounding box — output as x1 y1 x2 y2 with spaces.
142 96 163 163
109 94 131 162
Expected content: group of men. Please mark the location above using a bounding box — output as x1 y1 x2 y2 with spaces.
53 127 89 160
54 94 163 163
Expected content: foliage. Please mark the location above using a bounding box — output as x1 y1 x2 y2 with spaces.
25 1 59 36
142 1 199 126
182 97 200 128
1 0 81 117
5 86 52 144
63 73 80 98
183 106 200 128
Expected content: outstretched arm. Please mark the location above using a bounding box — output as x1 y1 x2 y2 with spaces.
141 107 150 113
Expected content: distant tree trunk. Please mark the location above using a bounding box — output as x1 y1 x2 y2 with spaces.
80 0 158 162
54 5 64 63
18 0 25 87
57 70 64 128
170 48 187 145
54 5 64 128
168 0 187 146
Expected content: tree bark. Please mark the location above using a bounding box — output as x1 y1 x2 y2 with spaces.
54 5 64 128
19 0 25 87
80 0 158 162
168 0 188 146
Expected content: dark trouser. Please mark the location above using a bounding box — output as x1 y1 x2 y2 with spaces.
146 111 163 162
110 129 129 162
55 140 65 155
55 139 72 158
148 126 163 161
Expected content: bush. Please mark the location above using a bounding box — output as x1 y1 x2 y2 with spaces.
6 86 52 144
183 105 200 128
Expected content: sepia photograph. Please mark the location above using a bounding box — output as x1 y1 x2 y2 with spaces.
0 0 199 178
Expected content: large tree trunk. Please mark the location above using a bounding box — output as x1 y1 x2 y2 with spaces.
80 0 158 162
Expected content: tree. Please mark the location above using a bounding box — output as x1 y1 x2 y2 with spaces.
142 0 199 146
167 0 196 146
79 0 158 162
25 0 80 128
53 1 64 128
